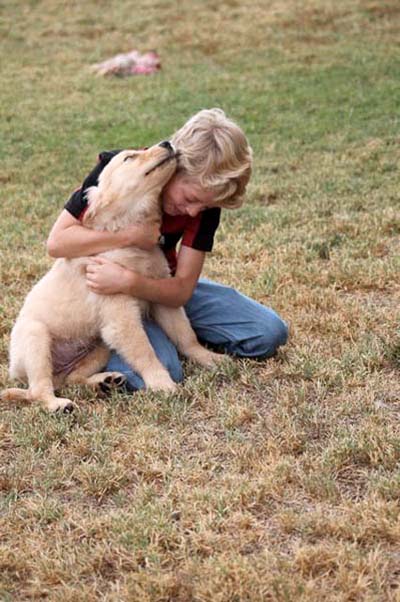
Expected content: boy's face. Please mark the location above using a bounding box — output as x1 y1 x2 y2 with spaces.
161 173 216 217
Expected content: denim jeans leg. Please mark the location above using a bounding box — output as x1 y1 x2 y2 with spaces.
105 319 183 391
185 278 289 359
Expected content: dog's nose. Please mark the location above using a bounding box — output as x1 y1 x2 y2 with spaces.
159 140 174 152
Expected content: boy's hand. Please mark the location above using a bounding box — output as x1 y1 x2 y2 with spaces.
120 223 161 251
85 257 134 295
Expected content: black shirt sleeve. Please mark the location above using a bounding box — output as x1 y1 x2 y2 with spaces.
64 150 121 219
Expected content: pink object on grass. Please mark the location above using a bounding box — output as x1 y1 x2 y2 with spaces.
91 50 161 77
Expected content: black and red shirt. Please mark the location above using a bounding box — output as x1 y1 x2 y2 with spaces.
64 150 221 274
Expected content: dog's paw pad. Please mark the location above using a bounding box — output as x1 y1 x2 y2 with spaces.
99 382 111 395
54 402 75 414
98 373 127 396
63 403 75 414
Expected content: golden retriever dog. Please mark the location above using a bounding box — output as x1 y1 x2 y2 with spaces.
1 142 222 412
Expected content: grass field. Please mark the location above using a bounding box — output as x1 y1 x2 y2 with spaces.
1 0 400 600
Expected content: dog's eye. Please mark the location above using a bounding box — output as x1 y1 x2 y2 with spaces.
123 153 137 162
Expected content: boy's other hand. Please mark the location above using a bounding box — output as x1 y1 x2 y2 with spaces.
85 256 134 295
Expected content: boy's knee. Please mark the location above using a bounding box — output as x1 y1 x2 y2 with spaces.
234 316 289 359
273 317 289 347
260 315 288 356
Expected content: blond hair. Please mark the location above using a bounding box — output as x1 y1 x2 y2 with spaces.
171 108 253 209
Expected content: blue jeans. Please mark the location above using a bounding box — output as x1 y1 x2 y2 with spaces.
106 278 289 391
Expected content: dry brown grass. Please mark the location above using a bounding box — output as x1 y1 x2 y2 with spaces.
1 0 400 600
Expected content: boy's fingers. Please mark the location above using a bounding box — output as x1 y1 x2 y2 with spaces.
86 258 109 272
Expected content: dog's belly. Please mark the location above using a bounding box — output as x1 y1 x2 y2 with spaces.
51 337 100 376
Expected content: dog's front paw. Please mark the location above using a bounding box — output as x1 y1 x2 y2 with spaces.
46 397 75 413
190 348 225 369
145 371 177 393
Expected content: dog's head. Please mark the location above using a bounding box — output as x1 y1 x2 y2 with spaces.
83 141 177 230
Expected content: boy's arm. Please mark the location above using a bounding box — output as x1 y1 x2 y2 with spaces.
85 245 205 307
47 210 160 258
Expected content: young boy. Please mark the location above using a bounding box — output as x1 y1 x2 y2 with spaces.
47 108 288 390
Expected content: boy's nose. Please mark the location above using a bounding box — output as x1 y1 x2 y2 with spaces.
159 140 173 152
186 205 200 217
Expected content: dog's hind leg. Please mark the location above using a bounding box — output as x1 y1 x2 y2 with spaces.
17 320 74 413
100 301 176 393
152 305 224 367
63 343 126 394
1 387 30 405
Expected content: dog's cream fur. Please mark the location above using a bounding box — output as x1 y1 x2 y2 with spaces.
1 143 222 412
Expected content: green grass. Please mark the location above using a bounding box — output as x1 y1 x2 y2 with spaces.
1 0 400 600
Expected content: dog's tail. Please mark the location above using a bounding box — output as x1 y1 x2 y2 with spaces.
1 388 30 404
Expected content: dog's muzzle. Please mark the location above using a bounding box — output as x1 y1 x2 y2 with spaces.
145 144 179 176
